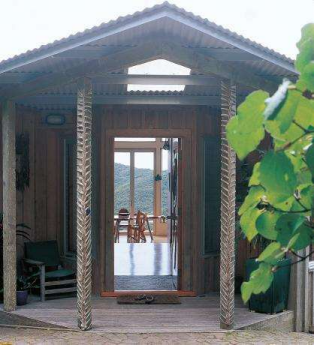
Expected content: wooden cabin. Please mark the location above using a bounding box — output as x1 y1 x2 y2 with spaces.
0 2 299 331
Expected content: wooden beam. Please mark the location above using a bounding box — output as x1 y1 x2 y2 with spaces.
54 45 131 59
0 42 163 101
76 78 93 331
161 42 278 92
196 48 261 61
18 94 237 107
2 100 16 312
92 74 219 86
219 80 236 330
54 46 261 61
0 73 219 86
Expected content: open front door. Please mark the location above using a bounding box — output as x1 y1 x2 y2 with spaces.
169 138 182 290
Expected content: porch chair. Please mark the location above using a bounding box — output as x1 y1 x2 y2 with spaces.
23 240 77 302
127 211 147 243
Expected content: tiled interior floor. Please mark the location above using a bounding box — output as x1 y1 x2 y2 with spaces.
114 239 174 290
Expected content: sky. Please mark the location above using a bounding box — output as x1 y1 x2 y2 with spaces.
1 0 314 63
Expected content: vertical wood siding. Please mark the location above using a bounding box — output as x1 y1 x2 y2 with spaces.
0 104 256 295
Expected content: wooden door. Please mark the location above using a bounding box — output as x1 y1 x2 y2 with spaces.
169 138 182 289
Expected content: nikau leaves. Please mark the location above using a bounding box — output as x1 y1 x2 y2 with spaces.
226 24 314 303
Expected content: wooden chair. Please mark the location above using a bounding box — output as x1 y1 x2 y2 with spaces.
114 208 130 243
23 240 76 301
127 211 147 243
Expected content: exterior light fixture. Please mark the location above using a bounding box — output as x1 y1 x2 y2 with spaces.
45 114 66 125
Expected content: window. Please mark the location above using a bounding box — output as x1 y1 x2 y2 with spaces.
203 136 221 255
63 138 76 255
127 59 191 92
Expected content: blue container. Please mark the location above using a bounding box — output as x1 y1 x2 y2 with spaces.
17 290 28 306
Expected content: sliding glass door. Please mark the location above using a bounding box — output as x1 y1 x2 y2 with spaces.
114 150 155 217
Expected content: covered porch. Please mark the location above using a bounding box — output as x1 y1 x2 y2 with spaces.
9 294 293 333
0 2 298 332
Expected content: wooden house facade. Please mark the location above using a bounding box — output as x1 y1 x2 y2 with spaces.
0 2 298 331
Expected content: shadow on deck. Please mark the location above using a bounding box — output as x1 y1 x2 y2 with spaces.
2 294 293 333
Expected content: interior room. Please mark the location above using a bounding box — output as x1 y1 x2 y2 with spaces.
113 137 180 291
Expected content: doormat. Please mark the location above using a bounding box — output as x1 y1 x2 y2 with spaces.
117 294 181 304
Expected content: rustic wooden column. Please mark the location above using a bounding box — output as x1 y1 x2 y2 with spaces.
220 80 236 329
2 100 16 312
76 78 93 331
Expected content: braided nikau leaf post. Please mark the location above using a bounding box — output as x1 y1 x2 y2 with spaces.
220 81 236 329
76 78 93 331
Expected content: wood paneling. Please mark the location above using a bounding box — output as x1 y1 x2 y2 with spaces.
0 103 252 296
99 105 205 294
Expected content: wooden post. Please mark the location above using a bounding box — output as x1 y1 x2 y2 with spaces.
220 80 236 329
76 78 93 331
288 248 309 332
2 100 16 312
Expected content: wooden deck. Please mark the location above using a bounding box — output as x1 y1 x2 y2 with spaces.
7 294 293 333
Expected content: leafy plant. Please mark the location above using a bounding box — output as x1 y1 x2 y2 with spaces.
16 275 35 291
0 213 31 293
226 23 314 303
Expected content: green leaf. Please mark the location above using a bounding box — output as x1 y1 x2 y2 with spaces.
264 79 291 121
267 95 314 149
238 186 265 216
266 89 301 134
291 184 314 213
266 196 295 212
256 211 280 240
297 24 314 50
259 152 297 207
305 144 314 177
240 208 263 241
241 262 274 303
226 91 268 160
289 224 313 251
257 242 284 264
249 162 261 187
296 37 314 73
275 214 305 247
298 63 314 92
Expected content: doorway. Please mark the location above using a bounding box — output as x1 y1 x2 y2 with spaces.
113 137 180 291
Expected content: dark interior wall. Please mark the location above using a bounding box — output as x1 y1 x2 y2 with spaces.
0 103 252 295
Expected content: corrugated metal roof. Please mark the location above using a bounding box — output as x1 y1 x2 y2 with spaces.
0 1 294 73
0 2 298 110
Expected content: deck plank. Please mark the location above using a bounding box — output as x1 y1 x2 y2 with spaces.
4 295 291 333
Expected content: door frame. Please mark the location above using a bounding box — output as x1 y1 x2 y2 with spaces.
99 128 194 294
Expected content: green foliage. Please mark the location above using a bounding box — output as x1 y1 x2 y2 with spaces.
227 24 314 303
114 163 169 215
241 262 273 303
227 91 268 160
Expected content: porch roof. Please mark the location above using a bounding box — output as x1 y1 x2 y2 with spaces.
0 2 298 109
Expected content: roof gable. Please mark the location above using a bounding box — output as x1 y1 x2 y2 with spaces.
0 2 295 75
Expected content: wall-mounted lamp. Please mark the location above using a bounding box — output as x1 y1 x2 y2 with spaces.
45 114 66 126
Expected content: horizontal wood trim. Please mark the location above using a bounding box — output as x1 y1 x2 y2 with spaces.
100 290 196 297
45 279 77 287
45 287 77 295
107 128 192 138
